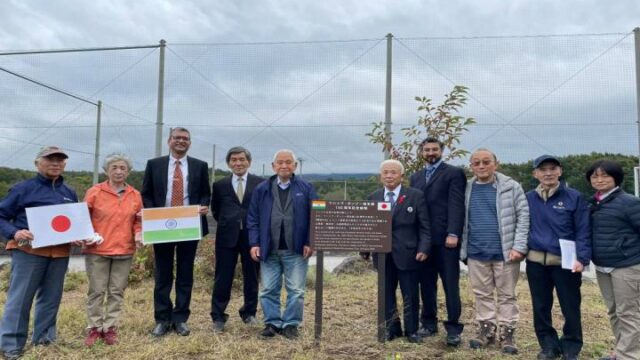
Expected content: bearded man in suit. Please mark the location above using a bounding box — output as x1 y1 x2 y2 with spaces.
409 137 467 346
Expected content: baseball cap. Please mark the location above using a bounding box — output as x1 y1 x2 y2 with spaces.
36 146 68 159
533 154 560 169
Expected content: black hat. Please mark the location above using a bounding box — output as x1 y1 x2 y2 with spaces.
533 154 561 169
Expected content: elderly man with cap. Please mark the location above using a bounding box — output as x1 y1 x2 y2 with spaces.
0 146 79 360
525 155 591 360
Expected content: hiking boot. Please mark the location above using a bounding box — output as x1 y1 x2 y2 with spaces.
103 327 118 345
499 326 518 354
84 327 102 347
469 321 496 349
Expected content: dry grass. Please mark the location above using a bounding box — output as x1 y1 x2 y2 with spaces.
0 264 613 359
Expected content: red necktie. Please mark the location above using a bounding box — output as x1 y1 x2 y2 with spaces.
171 161 184 206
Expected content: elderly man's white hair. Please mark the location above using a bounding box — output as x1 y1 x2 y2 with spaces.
272 149 297 164
379 159 405 174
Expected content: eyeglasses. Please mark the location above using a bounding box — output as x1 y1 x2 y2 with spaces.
471 160 494 166
171 136 191 142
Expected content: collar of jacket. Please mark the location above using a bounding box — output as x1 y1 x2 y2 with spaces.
591 187 622 206
36 172 65 187
535 182 563 201
268 173 297 188
96 181 133 196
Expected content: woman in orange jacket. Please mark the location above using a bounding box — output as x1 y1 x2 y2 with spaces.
83 153 143 346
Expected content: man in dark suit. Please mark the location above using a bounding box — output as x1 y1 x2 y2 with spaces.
210 146 263 332
409 137 467 346
141 127 211 337
367 159 431 343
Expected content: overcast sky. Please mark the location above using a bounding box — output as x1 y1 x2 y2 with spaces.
1 0 639 174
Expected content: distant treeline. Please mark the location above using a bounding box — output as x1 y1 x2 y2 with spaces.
0 152 637 202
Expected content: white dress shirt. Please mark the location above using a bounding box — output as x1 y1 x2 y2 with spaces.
232 173 248 197
165 156 190 207
385 184 401 203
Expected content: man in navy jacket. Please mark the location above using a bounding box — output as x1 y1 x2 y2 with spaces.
409 137 466 346
247 149 317 340
526 155 591 360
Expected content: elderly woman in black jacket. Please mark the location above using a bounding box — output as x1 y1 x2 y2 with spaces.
587 160 640 360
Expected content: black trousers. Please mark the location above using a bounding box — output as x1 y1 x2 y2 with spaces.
153 240 199 323
384 253 419 336
418 243 463 335
210 233 259 322
526 261 583 357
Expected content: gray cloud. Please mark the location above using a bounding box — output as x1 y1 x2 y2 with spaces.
0 0 638 174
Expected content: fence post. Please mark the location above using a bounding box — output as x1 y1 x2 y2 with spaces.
634 28 640 196
377 32 393 344
384 33 393 160
155 39 166 157
211 144 216 183
344 180 347 200
92 100 102 184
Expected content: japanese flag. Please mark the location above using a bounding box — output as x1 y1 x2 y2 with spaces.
26 202 95 248
377 202 392 211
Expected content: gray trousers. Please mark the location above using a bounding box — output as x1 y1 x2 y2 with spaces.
85 254 133 330
596 264 640 360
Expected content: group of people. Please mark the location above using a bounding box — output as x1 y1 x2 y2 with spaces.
369 138 640 360
0 131 638 360
0 127 316 359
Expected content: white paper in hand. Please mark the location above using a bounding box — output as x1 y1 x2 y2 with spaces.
559 239 577 270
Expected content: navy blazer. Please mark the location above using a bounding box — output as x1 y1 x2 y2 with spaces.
141 155 211 236
211 173 264 248
410 162 466 245
370 186 431 271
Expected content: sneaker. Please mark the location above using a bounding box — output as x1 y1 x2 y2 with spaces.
469 321 496 349
103 327 118 345
260 324 280 338
499 326 518 354
282 325 299 339
84 327 102 347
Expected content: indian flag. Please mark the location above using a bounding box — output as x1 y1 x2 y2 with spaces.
142 206 202 244
312 200 327 210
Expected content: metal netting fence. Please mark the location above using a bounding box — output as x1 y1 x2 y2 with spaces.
0 31 637 177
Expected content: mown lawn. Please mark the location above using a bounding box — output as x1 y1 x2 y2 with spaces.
0 260 613 360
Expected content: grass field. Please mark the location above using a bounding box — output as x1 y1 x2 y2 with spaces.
0 259 614 360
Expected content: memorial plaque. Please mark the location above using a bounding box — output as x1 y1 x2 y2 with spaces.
310 200 391 252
